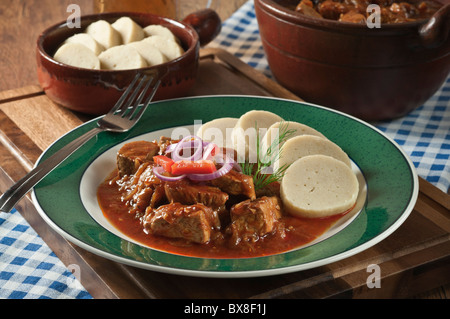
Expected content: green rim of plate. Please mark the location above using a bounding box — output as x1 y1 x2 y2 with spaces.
32 96 418 277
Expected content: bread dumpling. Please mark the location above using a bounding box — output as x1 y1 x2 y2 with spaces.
280 155 359 218
54 43 100 69
98 45 147 70
262 121 326 149
276 135 352 170
112 16 145 44
127 40 168 66
86 20 122 49
143 36 184 61
143 25 180 43
232 110 283 161
64 33 105 55
196 117 239 149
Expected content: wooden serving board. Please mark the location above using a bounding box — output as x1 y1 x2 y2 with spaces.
0 48 448 299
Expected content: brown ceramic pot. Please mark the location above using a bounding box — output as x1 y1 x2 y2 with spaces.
36 10 221 115
254 0 450 121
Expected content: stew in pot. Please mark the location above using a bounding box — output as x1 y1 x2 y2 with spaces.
277 0 442 23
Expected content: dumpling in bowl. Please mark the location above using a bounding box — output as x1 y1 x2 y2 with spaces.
112 16 145 44
53 42 101 69
98 45 147 70
86 20 122 49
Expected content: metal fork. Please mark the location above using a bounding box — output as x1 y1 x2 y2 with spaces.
0 73 160 213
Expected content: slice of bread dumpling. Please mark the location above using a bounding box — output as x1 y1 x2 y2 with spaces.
143 24 180 43
262 121 326 148
98 45 147 70
112 16 145 44
143 36 184 61
64 33 105 56
196 117 239 149
232 110 283 161
86 20 122 49
280 155 359 218
276 135 352 170
54 43 100 70
261 121 327 162
127 40 168 66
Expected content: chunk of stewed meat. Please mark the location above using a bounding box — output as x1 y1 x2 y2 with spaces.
291 0 441 23
318 0 349 20
157 136 179 155
296 0 323 18
143 203 220 244
227 196 282 245
210 169 256 200
339 10 366 23
117 141 159 176
118 162 165 215
164 180 229 209
255 181 281 198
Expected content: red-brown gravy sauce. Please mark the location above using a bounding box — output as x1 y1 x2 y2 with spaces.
97 173 348 259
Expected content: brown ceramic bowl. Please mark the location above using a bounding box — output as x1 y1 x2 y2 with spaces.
36 10 220 115
254 0 450 121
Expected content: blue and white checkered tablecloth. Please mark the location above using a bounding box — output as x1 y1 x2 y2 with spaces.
1 0 448 299
0 209 91 299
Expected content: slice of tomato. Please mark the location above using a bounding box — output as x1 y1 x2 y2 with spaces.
153 155 174 173
171 160 217 176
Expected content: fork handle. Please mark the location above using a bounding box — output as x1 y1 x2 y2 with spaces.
0 127 103 213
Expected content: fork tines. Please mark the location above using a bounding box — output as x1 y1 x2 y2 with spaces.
111 73 159 121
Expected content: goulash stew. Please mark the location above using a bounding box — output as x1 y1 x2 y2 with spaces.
277 0 442 23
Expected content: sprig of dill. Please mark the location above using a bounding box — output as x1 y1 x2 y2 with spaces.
241 121 296 190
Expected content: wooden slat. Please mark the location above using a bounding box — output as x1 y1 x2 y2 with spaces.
0 109 41 170
202 48 303 101
419 177 450 210
0 94 83 151
0 85 44 104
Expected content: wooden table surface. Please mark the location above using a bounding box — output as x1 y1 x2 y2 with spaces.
0 0 448 299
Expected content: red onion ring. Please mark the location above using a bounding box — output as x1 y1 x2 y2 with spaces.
171 135 203 162
233 161 243 173
212 153 242 173
152 166 186 182
187 157 234 181
155 136 242 181
165 140 205 153
202 142 218 160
